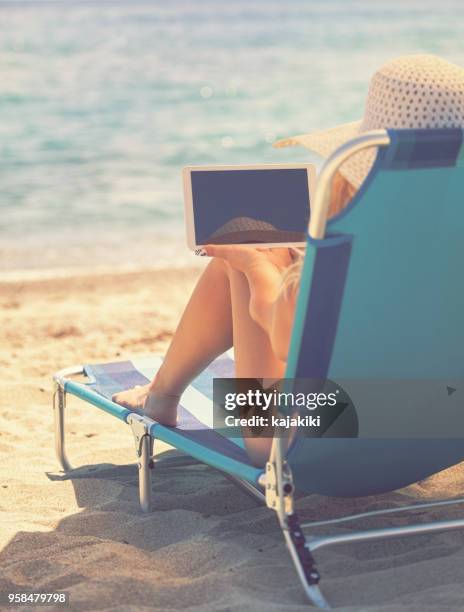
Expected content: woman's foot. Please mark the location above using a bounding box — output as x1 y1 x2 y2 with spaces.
143 390 180 426
112 383 180 427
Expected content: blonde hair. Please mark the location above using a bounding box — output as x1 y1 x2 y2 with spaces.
282 171 357 297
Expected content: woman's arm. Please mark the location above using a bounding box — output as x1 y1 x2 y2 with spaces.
243 262 283 331
269 282 297 362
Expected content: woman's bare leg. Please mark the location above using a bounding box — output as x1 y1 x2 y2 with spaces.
227 267 286 466
114 258 287 467
155 258 233 394
228 267 285 379
113 258 233 422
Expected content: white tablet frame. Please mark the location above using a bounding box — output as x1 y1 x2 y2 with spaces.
182 163 317 250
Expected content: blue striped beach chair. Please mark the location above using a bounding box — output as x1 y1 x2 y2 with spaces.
53 127 464 609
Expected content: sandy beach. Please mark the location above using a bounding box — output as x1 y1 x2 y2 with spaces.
1 267 464 612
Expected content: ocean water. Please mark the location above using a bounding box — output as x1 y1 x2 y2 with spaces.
1 0 464 273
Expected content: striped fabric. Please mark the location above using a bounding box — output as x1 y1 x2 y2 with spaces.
379 127 464 170
78 353 263 484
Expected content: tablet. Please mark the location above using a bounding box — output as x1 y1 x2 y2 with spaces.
183 163 316 249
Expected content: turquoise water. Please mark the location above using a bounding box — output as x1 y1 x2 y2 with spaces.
1 0 464 271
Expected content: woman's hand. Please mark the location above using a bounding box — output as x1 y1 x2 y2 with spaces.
203 245 292 275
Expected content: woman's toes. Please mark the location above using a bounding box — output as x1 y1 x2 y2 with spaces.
112 392 128 407
111 386 149 410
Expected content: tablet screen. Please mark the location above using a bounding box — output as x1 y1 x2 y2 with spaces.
190 168 310 245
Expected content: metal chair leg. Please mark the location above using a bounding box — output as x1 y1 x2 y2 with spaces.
265 448 464 611
53 382 73 471
265 436 331 609
128 414 155 513
138 433 154 512
282 514 330 609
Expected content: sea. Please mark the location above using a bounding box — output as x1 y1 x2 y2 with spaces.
1 0 464 276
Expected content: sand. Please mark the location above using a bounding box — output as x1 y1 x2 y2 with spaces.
1 267 464 611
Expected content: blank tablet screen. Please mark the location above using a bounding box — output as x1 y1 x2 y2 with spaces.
191 168 310 245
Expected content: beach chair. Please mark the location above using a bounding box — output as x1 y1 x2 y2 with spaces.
53 127 464 609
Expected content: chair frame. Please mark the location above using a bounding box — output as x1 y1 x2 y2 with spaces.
52 129 464 609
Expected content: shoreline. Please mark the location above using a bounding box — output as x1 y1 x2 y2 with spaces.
0 261 206 284
0 227 198 280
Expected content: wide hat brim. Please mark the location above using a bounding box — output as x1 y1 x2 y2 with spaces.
274 119 376 189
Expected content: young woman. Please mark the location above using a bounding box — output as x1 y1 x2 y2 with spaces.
113 54 464 465
112 171 355 465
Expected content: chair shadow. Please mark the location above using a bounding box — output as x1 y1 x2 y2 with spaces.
1 449 274 609
45 449 202 484
44 448 262 518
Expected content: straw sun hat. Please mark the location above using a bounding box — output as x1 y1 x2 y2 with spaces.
274 54 464 189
